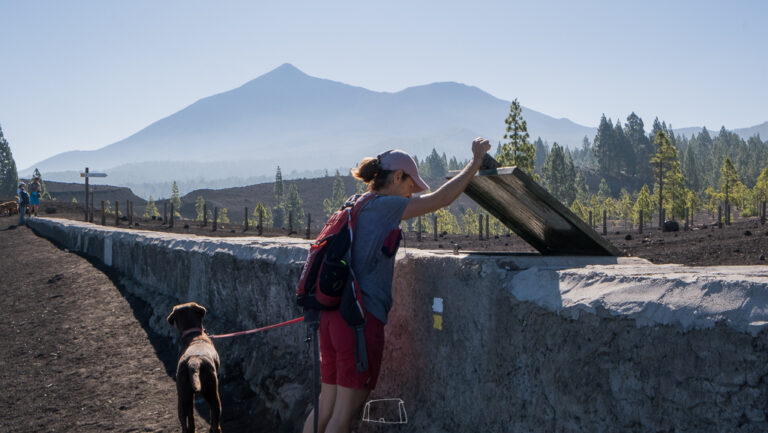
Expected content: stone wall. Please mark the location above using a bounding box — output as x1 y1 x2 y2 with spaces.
28 218 768 432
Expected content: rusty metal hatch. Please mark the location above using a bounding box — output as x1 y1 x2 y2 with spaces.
447 160 619 256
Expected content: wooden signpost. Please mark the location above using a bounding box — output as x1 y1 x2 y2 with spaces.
80 168 107 222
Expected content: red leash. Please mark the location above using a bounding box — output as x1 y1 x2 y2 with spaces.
208 317 304 339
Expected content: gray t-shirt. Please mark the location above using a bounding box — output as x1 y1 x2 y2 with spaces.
351 194 408 324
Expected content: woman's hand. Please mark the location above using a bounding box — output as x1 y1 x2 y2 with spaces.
471 137 491 166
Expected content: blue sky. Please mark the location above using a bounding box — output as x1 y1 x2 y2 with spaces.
1 0 766 169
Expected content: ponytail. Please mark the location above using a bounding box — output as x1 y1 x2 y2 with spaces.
351 156 393 191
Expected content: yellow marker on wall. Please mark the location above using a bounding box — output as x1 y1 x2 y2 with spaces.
433 314 443 330
432 297 443 330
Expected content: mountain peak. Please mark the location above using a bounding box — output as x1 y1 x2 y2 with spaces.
264 63 307 78
232 63 313 93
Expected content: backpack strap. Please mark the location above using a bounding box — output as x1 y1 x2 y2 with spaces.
342 192 376 373
349 193 375 225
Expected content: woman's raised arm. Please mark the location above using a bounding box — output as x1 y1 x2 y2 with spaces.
402 137 490 220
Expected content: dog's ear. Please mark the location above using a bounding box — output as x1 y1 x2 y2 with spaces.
191 303 207 319
167 308 178 326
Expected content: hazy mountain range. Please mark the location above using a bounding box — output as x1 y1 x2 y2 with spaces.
675 122 768 140
24 64 592 178
23 63 767 197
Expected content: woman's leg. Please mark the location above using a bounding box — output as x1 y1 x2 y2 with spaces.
324 385 371 433
302 383 337 433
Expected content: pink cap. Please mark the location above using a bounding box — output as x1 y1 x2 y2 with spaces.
378 149 429 193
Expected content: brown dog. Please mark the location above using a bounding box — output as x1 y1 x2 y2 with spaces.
0 201 19 216
167 302 222 433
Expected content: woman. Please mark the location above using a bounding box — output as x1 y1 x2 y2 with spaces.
17 182 29 226
302 137 491 433
29 178 42 217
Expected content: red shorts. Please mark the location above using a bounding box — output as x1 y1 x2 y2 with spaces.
319 309 385 390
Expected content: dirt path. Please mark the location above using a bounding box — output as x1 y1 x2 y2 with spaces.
0 218 205 433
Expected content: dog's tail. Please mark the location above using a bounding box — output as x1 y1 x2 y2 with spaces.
187 357 203 393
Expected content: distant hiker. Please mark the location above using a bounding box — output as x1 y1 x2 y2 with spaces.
29 177 42 217
302 137 491 433
17 182 29 226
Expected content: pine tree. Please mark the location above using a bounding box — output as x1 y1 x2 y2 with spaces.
732 181 753 217
589 194 600 226
614 121 634 175
571 136 596 169
441 152 448 175
745 135 767 187
569 199 588 222
696 128 715 188
625 113 652 182
252 202 273 229
143 196 160 218
650 117 663 144
754 168 768 203
533 137 548 174
563 150 577 205
435 208 461 235
273 166 286 227
426 148 447 178
633 185 653 224
0 124 18 198
285 183 305 228
662 121 677 150
274 166 285 206
461 208 479 235
677 134 690 159
170 181 182 217
542 143 573 204
650 130 683 223
419 213 434 235
448 156 460 171
194 196 205 222
663 172 687 221
574 170 590 204
602 197 618 222
217 207 230 224
323 171 347 217
618 189 634 228
682 144 702 192
498 99 535 174
597 178 612 202
594 115 618 176
719 158 741 220
685 190 702 218
272 205 285 228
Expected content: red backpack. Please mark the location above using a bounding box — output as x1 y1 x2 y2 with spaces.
296 193 375 324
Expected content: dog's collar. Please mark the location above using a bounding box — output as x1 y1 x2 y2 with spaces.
181 327 204 339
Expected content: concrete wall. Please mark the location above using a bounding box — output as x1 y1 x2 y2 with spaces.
28 218 768 433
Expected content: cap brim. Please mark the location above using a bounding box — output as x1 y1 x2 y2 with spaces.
412 176 429 194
